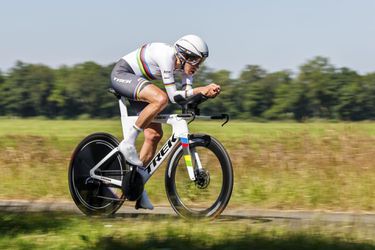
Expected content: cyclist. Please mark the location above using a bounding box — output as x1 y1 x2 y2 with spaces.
111 34 221 210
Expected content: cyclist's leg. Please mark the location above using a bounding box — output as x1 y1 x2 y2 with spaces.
139 123 163 165
119 84 167 166
132 121 161 210
122 103 158 210
111 61 153 165
132 104 165 210
133 91 166 210
111 61 160 209
136 84 168 128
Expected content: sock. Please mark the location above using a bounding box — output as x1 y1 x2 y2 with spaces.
125 124 143 145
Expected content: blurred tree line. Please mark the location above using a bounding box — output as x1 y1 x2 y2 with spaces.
0 56 374 121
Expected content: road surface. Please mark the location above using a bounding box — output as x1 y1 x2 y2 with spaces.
1 199 374 224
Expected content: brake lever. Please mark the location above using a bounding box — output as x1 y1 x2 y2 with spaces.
221 114 229 126
211 114 230 126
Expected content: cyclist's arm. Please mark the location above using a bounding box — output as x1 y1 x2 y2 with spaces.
159 55 219 102
160 61 194 103
164 82 220 102
180 74 221 97
180 73 220 97
164 74 202 103
164 83 193 103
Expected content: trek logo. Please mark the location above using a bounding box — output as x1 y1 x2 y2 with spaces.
146 134 178 173
114 77 131 84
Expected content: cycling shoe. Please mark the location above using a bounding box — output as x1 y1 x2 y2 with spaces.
135 167 153 210
119 141 143 166
135 190 154 210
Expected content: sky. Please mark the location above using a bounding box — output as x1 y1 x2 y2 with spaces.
1 0 375 76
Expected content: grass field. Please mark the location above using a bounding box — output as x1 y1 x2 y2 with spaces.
0 211 374 250
0 118 374 211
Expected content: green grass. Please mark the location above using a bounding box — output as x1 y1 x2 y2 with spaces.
0 119 374 211
0 211 374 250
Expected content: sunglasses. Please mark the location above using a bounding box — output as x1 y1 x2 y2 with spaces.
186 56 205 66
176 44 206 66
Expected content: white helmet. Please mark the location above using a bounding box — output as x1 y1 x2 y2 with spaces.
174 34 209 66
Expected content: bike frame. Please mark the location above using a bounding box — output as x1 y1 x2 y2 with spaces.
89 97 200 187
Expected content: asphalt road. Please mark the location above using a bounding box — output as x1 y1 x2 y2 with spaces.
1 199 375 225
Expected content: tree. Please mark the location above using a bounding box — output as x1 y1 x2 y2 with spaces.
241 71 291 118
297 56 338 118
349 73 375 120
261 71 297 120
0 57 373 121
0 70 4 115
59 62 114 118
0 70 4 84
239 65 267 84
0 61 54 117
233 65 268 118
48 66 71 117
331 68 362 120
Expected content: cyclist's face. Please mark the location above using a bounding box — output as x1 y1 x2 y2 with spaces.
184 61 199 76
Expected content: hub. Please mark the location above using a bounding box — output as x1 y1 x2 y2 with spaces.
194 169 210 189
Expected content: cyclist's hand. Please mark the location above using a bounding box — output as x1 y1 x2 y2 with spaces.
204 83 221 98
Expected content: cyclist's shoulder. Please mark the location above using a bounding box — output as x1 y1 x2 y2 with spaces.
147 43 175 66
147 43 175 56
148 42 173 49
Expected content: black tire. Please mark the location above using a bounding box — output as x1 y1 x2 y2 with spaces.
68 133 126 216
165 134 233 219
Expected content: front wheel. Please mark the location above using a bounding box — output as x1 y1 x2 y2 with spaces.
165 134 233 219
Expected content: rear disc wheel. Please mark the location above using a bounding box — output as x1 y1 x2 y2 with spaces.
68 133 126 216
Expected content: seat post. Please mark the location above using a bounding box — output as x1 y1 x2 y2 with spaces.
119 97 129 139
119 97 128 118
119 97 137 140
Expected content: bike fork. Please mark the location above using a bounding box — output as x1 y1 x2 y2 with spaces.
191 148 204 170
180 135 204 181
180 136 195 181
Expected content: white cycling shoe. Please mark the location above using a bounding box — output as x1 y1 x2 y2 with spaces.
135 167 153 210
119 141 143 166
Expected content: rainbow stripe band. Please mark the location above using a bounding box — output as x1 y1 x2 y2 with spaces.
180 137 189 147
180 137 189 144
137 45 156 81
184 155 193 167
164 82 175 86
133 79 148 100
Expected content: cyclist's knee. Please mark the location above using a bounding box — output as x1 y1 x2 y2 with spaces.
139 84 168 111
153 92 168 110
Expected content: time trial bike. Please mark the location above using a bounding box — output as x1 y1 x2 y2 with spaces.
68 89 233 219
